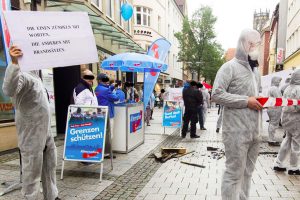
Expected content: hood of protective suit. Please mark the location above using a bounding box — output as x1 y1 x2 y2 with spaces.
285 77 291 83
235 29 261 65
271 76 282 87
290 69 300 85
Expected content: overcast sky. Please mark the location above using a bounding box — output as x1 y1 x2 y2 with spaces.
186 0 280 51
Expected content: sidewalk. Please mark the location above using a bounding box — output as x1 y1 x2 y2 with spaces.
0 108 173 200
0 107 300 200
135 108 300 200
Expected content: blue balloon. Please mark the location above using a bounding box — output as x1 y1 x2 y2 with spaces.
121 3 133 21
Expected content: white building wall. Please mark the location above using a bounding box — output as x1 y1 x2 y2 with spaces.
286 0 300 58
132 0 184 82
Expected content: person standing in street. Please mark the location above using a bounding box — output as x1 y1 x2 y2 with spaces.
2 46 60 200
273 69 300 175
197 82 208 130
212 29 263 200
73 69 98 106
182 80 203 138
95 73 119 138
114 80 126 103
196 82 205 130
267 76 282 146
281 77 291 95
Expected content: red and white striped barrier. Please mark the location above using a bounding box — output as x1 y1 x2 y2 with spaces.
257 97 300 108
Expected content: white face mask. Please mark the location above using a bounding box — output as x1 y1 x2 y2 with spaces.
248 46 260 60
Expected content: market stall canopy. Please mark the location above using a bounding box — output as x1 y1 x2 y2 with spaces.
101 53 168 72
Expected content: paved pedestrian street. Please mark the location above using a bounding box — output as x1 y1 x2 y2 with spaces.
1 107 300 200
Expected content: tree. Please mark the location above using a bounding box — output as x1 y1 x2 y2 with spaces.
175 6 225 82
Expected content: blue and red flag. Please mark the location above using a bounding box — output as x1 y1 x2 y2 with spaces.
143 38 171 109
0 0 11 66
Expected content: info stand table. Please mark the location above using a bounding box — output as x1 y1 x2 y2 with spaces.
112 103 145 153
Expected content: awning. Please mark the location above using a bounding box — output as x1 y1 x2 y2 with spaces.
46 0 145 54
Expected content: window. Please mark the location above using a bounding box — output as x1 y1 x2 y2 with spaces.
91 0 102 11
106 0 114 19
115 0 121 25
0 31 14 123
158 16 161 33
135 6 151 26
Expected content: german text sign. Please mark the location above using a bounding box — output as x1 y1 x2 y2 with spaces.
162 101 182 128
63 105 108 162
3 11 98 71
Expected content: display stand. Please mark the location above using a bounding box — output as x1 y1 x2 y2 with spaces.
162 101 183 135
112 103 145 153
60 105 112 182
0 149 22 196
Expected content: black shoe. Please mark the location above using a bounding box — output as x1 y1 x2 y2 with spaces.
181 134 186 138
200 127 207 130
147 124 151 126
190 135 200 138
216 128 220 133
55 198 61 200
273 166 287 172
288 169 300 175
104 155 116 159
283 133 286 138
266 120 270 122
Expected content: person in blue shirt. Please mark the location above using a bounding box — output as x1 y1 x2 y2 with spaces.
95 73 119 138
114 80 126 103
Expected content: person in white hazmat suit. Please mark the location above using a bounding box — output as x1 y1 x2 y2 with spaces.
281 77 291 95
273 69 300 175
199 83 210 130
267 76 282 146
212 29 263 200
2 46 59 200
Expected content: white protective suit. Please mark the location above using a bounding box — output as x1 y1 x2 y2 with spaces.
2 64 58 200
280 77 291 95
274 69 300 171
267 76 282 142
212 29 261 200
201 88 210 124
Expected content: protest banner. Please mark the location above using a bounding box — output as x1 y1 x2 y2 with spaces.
3 11 98 71
61 105 109 181
162 101 182 128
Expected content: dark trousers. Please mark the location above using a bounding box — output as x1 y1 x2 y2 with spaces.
182 109 198 137
197 106 204 128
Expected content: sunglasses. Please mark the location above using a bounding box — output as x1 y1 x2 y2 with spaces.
83 75 95 80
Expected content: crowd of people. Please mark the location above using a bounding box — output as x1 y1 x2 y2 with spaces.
3 26 300 200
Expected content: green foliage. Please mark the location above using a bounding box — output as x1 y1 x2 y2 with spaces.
175 6 225 84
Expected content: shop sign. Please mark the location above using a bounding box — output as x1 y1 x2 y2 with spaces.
134 29 152 37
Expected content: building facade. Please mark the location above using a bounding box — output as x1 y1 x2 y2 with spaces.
0 0 144 151
253 9 270 33
284 0 300 70
260 22 271 76
132 0 184 88
268 4 279 73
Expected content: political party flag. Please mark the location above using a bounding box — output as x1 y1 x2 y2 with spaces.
144 38 171 110
257 97 300 108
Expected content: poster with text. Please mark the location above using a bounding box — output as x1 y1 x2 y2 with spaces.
162 101 182 128
129 110 143 133
3 11 98 71
63 105 108 162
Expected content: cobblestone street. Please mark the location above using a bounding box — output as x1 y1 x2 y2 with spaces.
1 107 300 200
